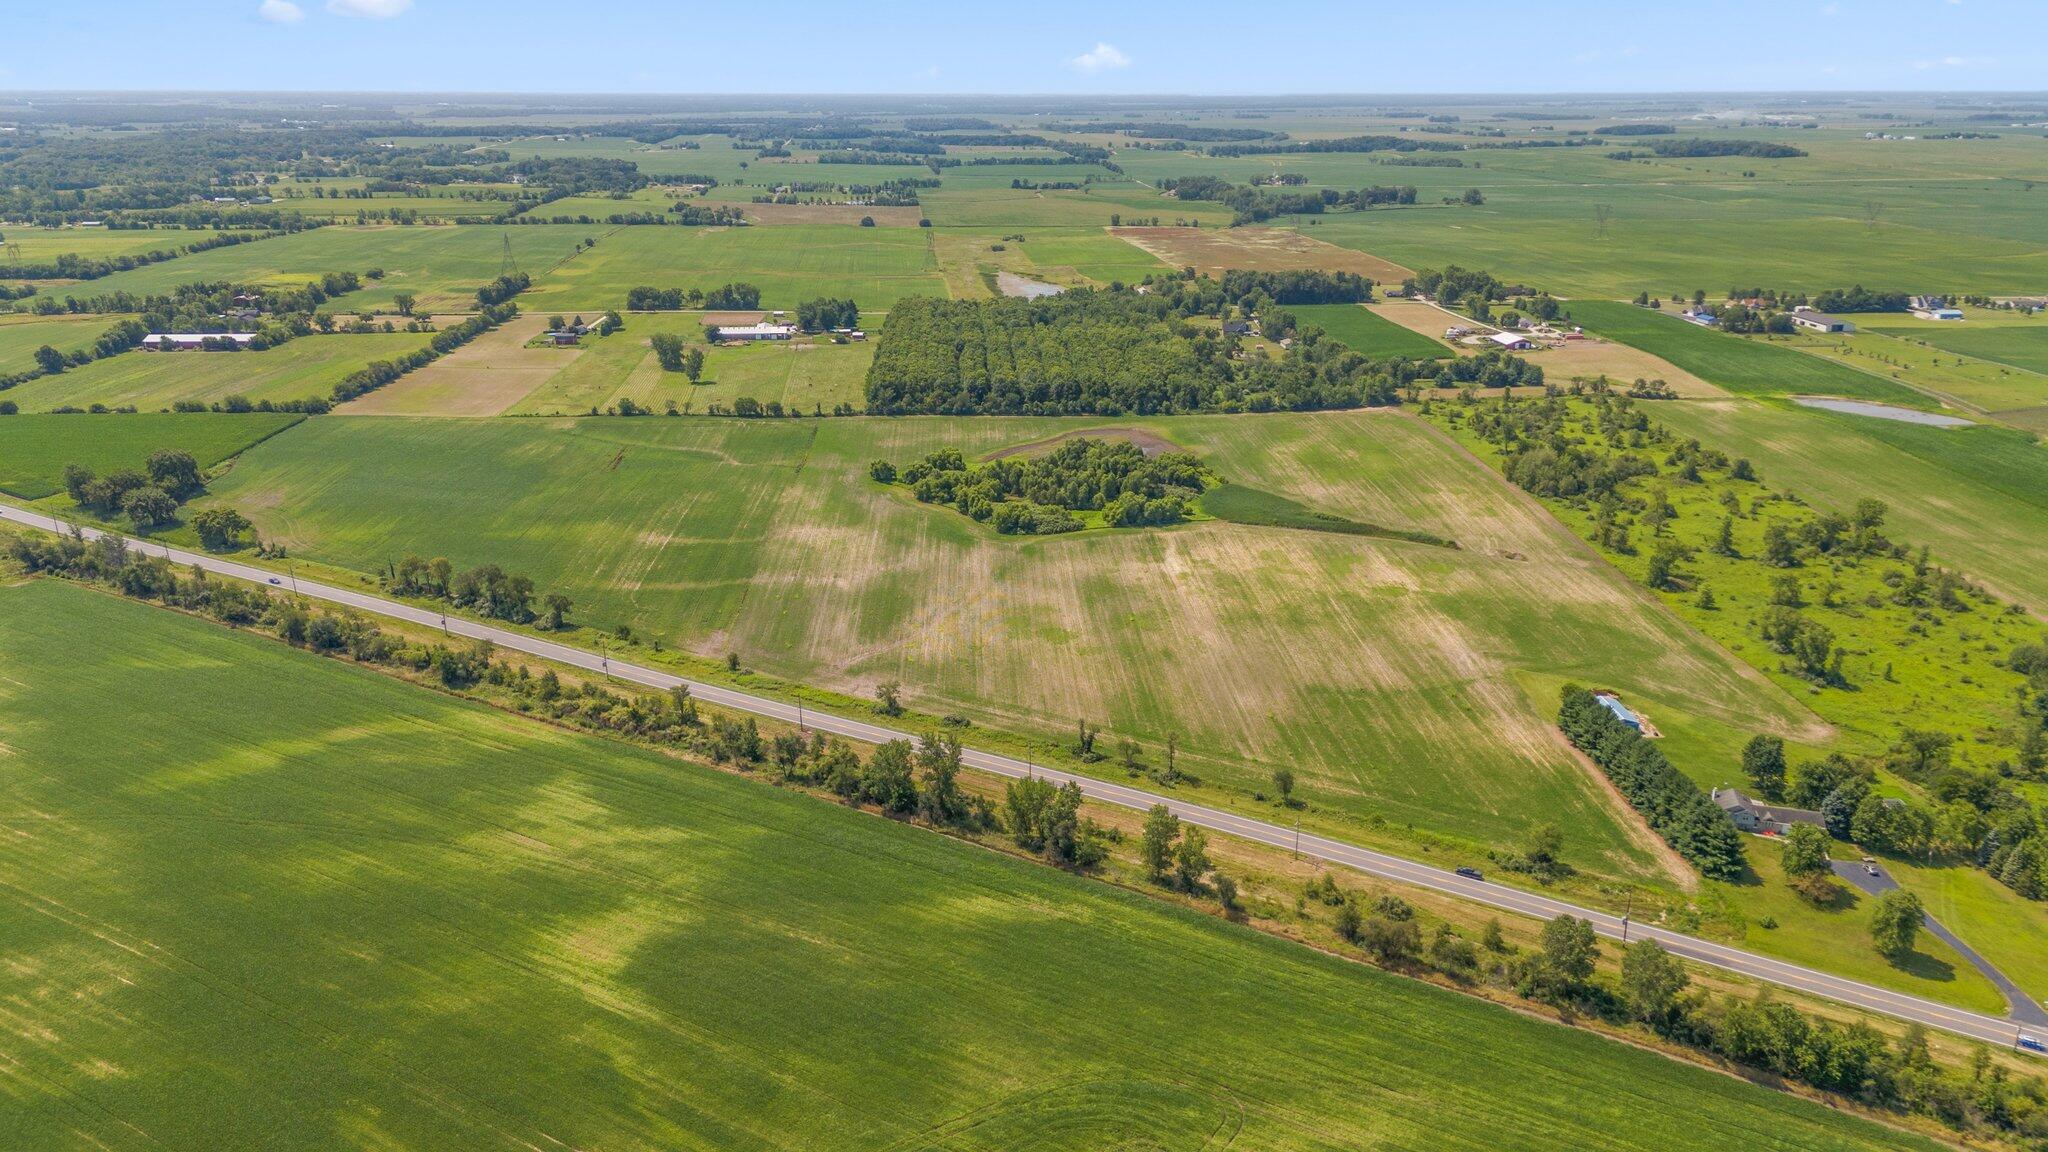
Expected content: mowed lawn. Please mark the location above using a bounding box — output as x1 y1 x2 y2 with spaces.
203 411 1820 879
1292 303 1448 359
0 579 1944 1152
516 224 949 312
2 333 436 412
0 411 302 499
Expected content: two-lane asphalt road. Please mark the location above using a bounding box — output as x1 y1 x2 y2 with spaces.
5 501 2042 1049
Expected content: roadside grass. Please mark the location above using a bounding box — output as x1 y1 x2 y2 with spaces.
3 333 435 412
197 410 1821 884
1292 302 1449 359
0 578 1942 1152
0 411 302 499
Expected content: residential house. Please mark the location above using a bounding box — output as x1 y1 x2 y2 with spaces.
1712 787 1825 835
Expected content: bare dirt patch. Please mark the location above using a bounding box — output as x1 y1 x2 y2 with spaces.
339 314 577 417
1112 226 1415 283
743 203 925 227
983 427 1180 461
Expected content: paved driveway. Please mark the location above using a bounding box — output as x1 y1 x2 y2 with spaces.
1833 859 2048 1028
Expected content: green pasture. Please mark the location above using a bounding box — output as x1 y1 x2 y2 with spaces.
1783 328 2048 415
0 225 189 264
0 578 1938 1152
1862 313 2048 379
518 224 947 312
3 333 435 412
57 225 593 313
1292 303 1449 359
0 313 132 376
0 411 301 499
201 411 1822 882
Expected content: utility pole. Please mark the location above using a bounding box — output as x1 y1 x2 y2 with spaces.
288 560 299 594
1293 818 1301 859
1621 890 1635 943
439 609 448 636
796 699 805 732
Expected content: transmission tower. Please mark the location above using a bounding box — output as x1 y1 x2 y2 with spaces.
499 232 519 277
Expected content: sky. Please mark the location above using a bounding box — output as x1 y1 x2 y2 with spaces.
7 0 2044 95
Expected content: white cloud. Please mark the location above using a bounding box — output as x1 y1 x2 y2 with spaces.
258 0 305 21
1068 42 1131 73
1912 54 1991 69
923 64 942 78
327 0 413 17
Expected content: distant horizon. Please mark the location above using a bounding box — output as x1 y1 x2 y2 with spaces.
12 1 2047 95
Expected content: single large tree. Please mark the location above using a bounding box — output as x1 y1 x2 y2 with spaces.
1870 888 1924 963
1140 804 1179 880
1741 734 1788 801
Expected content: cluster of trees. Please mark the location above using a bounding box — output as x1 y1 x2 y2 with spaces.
58 448 227 534
863 285 1405 417
1812 286 1912 313
625 283 762 311
1558 685 1747 879
649 331 705 379
1645 139 1807 159
1406 265 1523 307
1157 175 1417 224
875 438 1211 534
1602 124 1676 136
384 553 566 628
671 204 748 226
328 300 519 405
1140 805 1234 907
795 297 858 332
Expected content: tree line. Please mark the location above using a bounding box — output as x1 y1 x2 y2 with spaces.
626 283 762 311
873 438 1212 535
1558 686 1748 878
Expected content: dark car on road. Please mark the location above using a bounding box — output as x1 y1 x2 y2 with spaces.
1455 867 1484 882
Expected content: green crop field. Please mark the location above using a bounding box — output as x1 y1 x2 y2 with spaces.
62 225 593 314
516 224 948 312
1862 315 2048 377
201 411 1823 882
0 225 187 263
0 411 302 499
1292 302 1449 359
0 579 1937 1152
1562 300 1934 406
2 333 435 412
0 313 131 376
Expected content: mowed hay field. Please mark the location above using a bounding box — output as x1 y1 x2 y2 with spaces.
1111 225 1415 282
0 412 302 499
3 333 435 412
341 314 576 416
0 580 1937 1152
203 411 1820 878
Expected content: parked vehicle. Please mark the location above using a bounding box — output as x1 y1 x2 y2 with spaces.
1862 856 1880 877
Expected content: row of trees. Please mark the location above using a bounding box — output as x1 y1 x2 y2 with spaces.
1558 685 1748 879
625 283 762 311
328 300 520 406
385 553 569 629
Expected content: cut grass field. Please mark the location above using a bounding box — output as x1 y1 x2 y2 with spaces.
340 315 576 416
1291 302 1448 359
516 224 948 313
3 333 436 412
202 411 1822 884
0 578 1942 1152
1777 329 2048 415
0 312 131 377
0 411 302 499
1111 225 1415 282
504 315 874 415
1864 315 2048 376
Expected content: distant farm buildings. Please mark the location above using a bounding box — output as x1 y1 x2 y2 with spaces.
713 323 797 342
142 333 258 351
1910 296 1965 320
1680 308 1719 327
1486 331 1534 350
1712 787 1825 836
1788 308 1854 333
